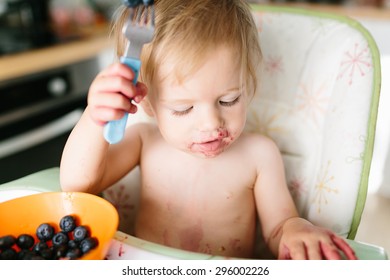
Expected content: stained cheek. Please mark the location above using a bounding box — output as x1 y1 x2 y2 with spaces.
225 129 241 144
223 136 235 146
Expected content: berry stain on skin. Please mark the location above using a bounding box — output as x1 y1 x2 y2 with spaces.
226 192 233 200
179 220 204 252
163 230 172 247
218 130 227 138
189 133 236 158
229 238 242 252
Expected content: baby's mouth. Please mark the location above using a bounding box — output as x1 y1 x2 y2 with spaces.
196 139 224 152
191 130 230 156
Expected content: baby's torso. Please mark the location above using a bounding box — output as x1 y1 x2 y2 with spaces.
135 125 259 258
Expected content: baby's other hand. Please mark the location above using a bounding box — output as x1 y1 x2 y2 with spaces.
87 62 148 126
278 217 357 260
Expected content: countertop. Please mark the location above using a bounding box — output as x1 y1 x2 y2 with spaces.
0 4 388 82
0 25 114 82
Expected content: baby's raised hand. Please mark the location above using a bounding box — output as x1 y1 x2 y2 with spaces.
277 217 357 260
87 63 147 126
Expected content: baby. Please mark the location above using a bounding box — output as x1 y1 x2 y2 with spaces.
60 0 357 260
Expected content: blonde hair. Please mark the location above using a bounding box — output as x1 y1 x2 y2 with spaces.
112 0 262 98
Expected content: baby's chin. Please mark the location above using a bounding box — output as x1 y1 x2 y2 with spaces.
190 149 226 159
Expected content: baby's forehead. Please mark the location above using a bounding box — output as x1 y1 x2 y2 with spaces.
153 49 245 102
154 44 242 84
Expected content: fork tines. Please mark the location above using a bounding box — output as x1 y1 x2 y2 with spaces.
122 3 155 59
129 4 155 28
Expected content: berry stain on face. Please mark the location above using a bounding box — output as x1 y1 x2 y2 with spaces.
189 131 235 158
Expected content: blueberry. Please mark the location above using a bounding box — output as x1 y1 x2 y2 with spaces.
52 232 69 247
80 237 98 254
18 249 36 260
0 248 18 260
52 244 68 259
16 234 35 250
1 215 100 260
66 248 82 259
34 256 45 260
36 223 55 241
28 254 45 260
59 215 77 233
67 239 79 249
73 226 89 242
0 235 16 249
33 241 48 254
39 248 53 260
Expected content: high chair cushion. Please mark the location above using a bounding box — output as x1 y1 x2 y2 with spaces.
245 6 380 239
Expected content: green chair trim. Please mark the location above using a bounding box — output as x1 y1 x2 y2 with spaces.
250 4 382 239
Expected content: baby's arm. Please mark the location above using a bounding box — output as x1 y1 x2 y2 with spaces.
253 137 357 260
60 63 146 194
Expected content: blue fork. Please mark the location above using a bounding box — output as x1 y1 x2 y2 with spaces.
103 0 155 144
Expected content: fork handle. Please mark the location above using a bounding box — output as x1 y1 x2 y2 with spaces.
103 57 142 144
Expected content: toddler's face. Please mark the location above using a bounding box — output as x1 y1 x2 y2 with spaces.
148 46 248 158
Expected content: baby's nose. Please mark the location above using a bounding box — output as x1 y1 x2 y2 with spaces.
198 107 223 132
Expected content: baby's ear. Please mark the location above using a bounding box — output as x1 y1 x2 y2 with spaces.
140 96 155 117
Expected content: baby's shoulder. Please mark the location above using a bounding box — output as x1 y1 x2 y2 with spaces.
128 121 158 135
124 122 160 145
238 132 282 159
240 132 277 148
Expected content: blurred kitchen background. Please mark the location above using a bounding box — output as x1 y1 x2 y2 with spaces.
0 0 119 183
0 0 389 255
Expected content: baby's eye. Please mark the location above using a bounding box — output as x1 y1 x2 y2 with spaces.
219 95 241 107
171 106 193 116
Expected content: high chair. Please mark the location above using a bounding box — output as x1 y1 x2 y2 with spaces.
0 5 387 259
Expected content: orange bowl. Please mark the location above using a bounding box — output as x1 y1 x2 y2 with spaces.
0 192 119 260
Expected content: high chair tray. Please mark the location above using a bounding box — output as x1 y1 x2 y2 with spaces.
0 168 387 260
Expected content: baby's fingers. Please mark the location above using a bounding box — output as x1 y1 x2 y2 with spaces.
89 105 138 126
134 82 148 103
88 91 138 125
319 236 358 260
305 244 324 260
332 236 358 260
279 242 307 260
98 63 136 81
319 241 342 260
278 244 292 260
90 107 125 126
89 90 128 108
92 75 136 100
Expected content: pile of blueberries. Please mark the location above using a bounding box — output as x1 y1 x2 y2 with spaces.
0 215 98 260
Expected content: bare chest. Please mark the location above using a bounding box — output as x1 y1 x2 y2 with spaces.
140 145 255 209
136 145 258 257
